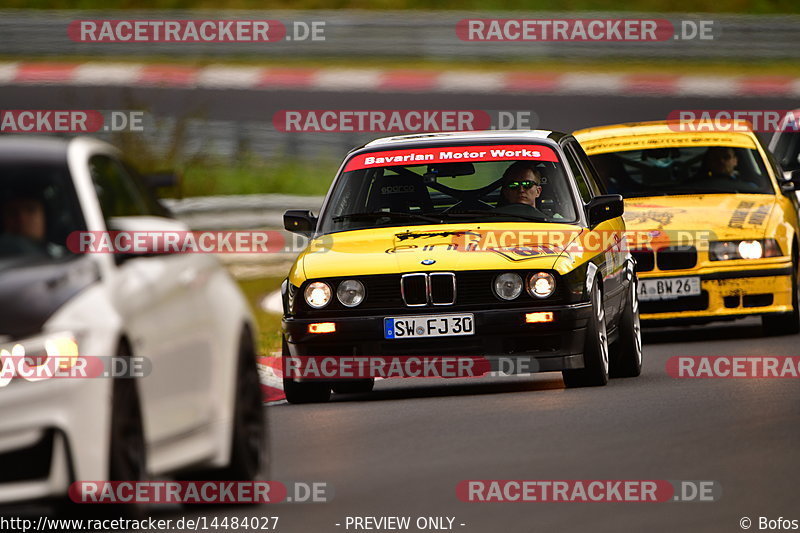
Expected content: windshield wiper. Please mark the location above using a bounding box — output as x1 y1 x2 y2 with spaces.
333 211 442 224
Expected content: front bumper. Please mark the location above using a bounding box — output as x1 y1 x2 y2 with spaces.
639 263 793 322
283 302 592 379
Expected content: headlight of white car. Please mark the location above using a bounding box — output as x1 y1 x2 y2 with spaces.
709 239 782 261
0 331 80 387
304 282 332 309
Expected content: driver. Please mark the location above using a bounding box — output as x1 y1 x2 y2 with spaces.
494 161 547 218
2 191 46 242
697 146 738 180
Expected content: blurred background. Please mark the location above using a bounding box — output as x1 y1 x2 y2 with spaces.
1 0 798 355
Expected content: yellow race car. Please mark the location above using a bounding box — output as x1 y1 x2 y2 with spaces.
575 120 800 333
281 131 642 403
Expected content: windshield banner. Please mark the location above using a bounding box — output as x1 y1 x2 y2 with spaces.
343 144 559 171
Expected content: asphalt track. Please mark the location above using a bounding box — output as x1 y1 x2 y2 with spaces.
4 85 798 532
168 319 798 533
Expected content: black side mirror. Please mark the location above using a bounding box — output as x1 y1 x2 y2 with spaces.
586 194 624 226
142 171 180 190
284 210 317 235
780 169 800 194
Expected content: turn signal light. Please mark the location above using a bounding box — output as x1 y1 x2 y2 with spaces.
525 312 554 324
308 322 336 334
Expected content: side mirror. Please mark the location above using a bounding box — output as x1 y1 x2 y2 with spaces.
107 216 190 263
586 194 624 227
142 171 180 189
284 210 317 236
780 169 800 194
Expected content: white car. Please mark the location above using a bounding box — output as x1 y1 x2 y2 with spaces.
0 136 266 511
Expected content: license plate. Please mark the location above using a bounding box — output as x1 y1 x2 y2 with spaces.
384 313 475 339
639 277 701 301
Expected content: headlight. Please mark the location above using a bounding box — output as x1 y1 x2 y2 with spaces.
738 240 763 260
304 282 332 309
709 240 782 261
494 273 523 300
0 332 80 387
527 272 556 299
336 279 365 307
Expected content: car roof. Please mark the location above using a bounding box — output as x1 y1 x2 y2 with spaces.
360 129 564 150
0 136 71 164
574 120 756 140
574 120 759 155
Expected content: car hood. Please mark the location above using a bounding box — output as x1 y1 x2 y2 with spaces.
298 222 586 281
623 194 776 243
0 255 99 339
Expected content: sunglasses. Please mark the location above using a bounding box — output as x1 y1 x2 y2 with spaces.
503 180 540 190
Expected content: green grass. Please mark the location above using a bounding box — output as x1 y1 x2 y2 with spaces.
178 159 337 197
5 0 799 13
236 276 285 356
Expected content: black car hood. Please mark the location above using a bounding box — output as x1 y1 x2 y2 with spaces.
0 255 100 339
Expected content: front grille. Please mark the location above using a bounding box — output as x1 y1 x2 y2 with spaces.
656 246 698 271
641 291 709 314
0 430 53 483
724 295 740 308
429 273 456 305
401 273 428 306
632 250 655 272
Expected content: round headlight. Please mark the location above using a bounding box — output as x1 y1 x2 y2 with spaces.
337 279 365 307
494 273 523 300
304 282 332 309
738 240 763 260
527 272 556 299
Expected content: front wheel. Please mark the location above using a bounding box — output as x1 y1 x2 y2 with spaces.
610 276 643 378
762 255 800 336
563 282 609 388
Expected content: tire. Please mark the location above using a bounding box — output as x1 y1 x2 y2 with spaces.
761 255 800 336
609 276 643 378
182 329 267 481
282 338 331 404
107 343 147 519
332 379 375 395
563 282 610 388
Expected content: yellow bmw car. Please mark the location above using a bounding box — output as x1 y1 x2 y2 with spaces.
281 131 642 403
575 121 800 334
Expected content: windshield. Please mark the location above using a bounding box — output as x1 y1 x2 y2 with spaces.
0 161 86 259
587 145 775 198
318 143 579 234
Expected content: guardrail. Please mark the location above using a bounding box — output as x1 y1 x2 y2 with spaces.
1 9 798 60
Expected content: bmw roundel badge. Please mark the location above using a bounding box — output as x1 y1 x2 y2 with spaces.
421 259 436 265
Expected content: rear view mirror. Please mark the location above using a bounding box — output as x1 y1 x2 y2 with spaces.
586 194 624 226
284 210 317 236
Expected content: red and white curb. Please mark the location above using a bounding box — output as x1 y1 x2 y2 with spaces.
258 356 285 404
2 61 800 97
